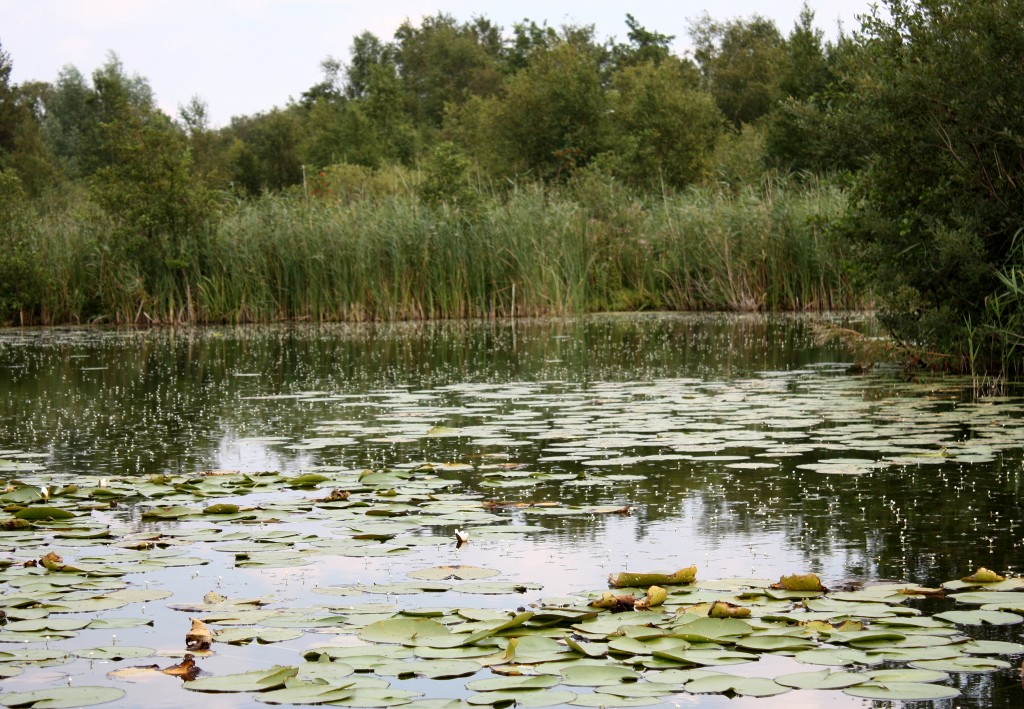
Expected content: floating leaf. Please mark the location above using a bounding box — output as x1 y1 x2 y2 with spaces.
773 573 826 592
0 687 125 708
186 617 213 650
407 566 499 581
684 675 790 697
843 682 959 701
466 675 559 692
909 657 1010 673
255 682 356 705
774 669 865 689
185 665 300 692
14 507 76 521
73 646 154 661
961 567 1005 583
934 609 1022 625
608 567 696 588
559 665 640 686
359 618 451 645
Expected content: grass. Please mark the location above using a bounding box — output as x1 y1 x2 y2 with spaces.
14 173 857 325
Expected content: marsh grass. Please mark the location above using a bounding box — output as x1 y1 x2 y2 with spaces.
21 174 855 325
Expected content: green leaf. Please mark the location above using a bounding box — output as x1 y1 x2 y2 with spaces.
72 646 154 661
934 609 1022 625
559 665 640 686
0 687 125 708
185 665 300 692
14 507 76 521
774 669 866 689
909 657 1011 673
684 675 790 697
843 682 959 700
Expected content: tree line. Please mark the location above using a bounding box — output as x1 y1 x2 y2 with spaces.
1 1 1023 373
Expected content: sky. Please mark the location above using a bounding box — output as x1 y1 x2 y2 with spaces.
1 0 872 128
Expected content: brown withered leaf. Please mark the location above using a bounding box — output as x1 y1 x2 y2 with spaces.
186 617 213 650
162 653 200 681
318 489 350 503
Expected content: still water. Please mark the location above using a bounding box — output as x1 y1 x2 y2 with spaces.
0 314 1022 708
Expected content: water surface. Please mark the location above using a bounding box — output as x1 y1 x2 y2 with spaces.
1 314 1022 708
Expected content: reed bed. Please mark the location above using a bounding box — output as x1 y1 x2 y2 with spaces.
18 177 855 325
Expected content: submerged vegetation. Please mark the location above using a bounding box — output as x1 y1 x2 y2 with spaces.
2 0 1024 371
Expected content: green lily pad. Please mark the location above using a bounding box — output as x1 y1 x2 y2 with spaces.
559 665 640 686
737 635 816 652
960 639 1024 655
374 659 481 679
185 665 300 692
864 668 949 683
466 675 560 692
843 682 959 700
684 675 790 697
408 566 500 581
359 618 451 645
0 687 125 708
466 690 576 707
934 609 1023 625
72 646 154 661
570 694 663 707
774 669 866 689
952 591 1024 607
909 657 1011 673
256 682 357 705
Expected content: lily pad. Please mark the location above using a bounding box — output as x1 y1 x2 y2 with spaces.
0 687 125 708
407 566 500 581
559 665 641 686
774 669 866 689
185 665 300 692
684 675 790 697
843 682 959 701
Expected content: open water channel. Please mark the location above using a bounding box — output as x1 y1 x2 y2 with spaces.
0 314 1022 708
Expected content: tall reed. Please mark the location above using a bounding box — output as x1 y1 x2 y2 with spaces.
19 174 856 325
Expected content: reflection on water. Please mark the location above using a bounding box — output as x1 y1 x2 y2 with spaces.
1 313 1023 708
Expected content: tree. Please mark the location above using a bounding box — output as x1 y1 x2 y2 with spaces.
842 0 1024 359
392 13 505 127
612 14 676 68
604 60 722 189
691 14 786 126
91 101 214 304
490 39 608 179
0 42 59 195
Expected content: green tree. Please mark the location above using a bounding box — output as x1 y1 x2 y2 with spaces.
0 170 44 323
612 14 676 68
392 13 505 128
0 42 60 196
691 14 786 126
90 84 214 304
226 108 303 192
603 60 722 189
491 40 608 179
843 0 1024 359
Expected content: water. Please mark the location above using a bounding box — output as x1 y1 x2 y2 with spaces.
0 313 1022 708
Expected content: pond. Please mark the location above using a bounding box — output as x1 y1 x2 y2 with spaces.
0 313 1022 709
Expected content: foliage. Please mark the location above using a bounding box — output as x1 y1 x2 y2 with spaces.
0 171 45 323
690 14 787 127
602 60 723 190
840 0 1024 364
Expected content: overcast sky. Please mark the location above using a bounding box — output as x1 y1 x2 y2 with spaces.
1 0 872 127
